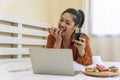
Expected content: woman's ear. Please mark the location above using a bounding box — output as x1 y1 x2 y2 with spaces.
73 25 78 31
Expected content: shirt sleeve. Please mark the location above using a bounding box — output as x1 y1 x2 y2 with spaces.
46 34 55 48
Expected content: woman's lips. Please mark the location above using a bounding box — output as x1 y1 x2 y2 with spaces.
59 28 66 32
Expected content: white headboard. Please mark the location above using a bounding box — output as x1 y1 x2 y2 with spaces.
0 14 50 60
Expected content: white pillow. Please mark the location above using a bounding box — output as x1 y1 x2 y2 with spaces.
74 56 103 71
92 56 103 64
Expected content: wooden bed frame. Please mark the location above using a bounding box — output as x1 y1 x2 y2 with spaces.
0 14 50 62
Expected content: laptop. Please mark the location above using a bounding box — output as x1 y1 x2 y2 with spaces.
29 48 75 76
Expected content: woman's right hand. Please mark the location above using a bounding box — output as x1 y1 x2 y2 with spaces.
48 27 62 41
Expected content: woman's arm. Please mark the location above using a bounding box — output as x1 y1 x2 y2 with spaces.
46 35 55 48
76 42 92 66
74 35 92 66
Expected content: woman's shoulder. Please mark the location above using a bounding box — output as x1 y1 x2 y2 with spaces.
84 34 90 41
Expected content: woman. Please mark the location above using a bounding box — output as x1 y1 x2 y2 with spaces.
46 8 92 66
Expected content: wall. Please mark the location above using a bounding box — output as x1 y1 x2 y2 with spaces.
0 0 49 22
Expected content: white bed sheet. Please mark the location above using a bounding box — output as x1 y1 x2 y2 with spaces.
0 59 120 80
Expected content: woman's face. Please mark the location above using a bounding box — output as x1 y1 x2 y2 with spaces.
58 12 77 37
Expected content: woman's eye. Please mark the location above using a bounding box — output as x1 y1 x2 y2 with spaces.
60 19 63 22
66 22 70 25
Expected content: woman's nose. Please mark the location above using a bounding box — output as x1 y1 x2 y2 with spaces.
60 22 65 27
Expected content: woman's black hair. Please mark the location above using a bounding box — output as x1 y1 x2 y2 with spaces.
61 8 85 28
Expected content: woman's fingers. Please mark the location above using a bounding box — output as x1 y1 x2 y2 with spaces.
74 38 86 50
54 28 59 36
58 29 62 37
48 28 62 40
74 40 82 45
79 38 86 43
74 38 86 45
48 27 57 36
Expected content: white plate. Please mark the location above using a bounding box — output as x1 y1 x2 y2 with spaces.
81 70 120 77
